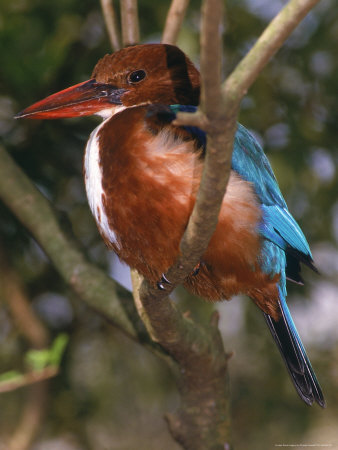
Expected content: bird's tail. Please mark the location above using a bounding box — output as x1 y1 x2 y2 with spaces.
263 294 325 407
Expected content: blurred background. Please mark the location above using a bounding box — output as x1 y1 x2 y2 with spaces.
0 0 337 448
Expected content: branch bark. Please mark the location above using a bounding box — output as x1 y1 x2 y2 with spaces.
120 0 140 46
139 0 233 303
100 0 121 51
162 0 190 45
131 272 231 449
133 1 234 448
0 145 137 339
130 0 322 448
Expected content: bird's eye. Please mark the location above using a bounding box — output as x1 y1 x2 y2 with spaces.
128 70 147 84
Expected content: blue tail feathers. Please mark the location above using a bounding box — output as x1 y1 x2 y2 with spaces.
264 289 325 407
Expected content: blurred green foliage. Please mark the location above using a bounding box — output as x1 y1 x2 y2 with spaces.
25 333 68 370
0 0 337 449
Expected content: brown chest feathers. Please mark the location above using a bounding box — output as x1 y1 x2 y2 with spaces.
85 106 280 319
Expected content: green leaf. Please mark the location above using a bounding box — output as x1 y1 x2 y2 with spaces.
24 333 69 370
25 349 50 371
49 333 69 367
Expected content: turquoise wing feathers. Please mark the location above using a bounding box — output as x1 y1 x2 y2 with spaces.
234 124 313 261
170 105 313 265
167 104 324 407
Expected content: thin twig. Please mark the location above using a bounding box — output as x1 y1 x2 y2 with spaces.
0 367 58 393
8 382 49 450
100 0 122 51
199 0 222 116
120 0 140 46
0 245 50 450
0 247 49 349
223 0 321 100
162 0 190 45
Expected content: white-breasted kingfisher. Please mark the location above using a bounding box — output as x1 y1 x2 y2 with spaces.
15 43 325 407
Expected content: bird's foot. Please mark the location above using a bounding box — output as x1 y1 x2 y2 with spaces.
157 262 203 290
191 261 202 276
157 273 172 290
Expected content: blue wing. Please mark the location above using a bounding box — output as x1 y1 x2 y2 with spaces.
170 105 315 277
168 105 324 407
233 124 314 270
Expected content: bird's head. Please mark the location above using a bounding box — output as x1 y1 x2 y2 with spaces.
15 44 200 120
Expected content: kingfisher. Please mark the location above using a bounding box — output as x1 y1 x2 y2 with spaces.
15 43 325 407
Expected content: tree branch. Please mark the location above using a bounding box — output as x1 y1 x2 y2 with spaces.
0 367 58 394
132 0 321 447
131 271 231 449
132 1 234 448
100 0 122 51
120 0 140 46
222 0 321 101
162 0 190 45
0 145 136 339
171 0 322 286
8 382 49 450
141 0 229 302
0 245 50 450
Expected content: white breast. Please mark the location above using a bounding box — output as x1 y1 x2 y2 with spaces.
84 119 119 248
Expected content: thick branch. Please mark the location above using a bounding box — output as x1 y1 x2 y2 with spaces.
162 0 190 45
133 0 321 447
0 145 136 338
134 1 233 448
120 0 140 46
132 272 231 449
100 0 121 51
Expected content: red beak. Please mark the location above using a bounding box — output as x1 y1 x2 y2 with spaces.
14 79 126 119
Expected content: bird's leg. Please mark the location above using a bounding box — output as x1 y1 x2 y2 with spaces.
157 274 172 290
192 261 202 276
157 262 203 290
